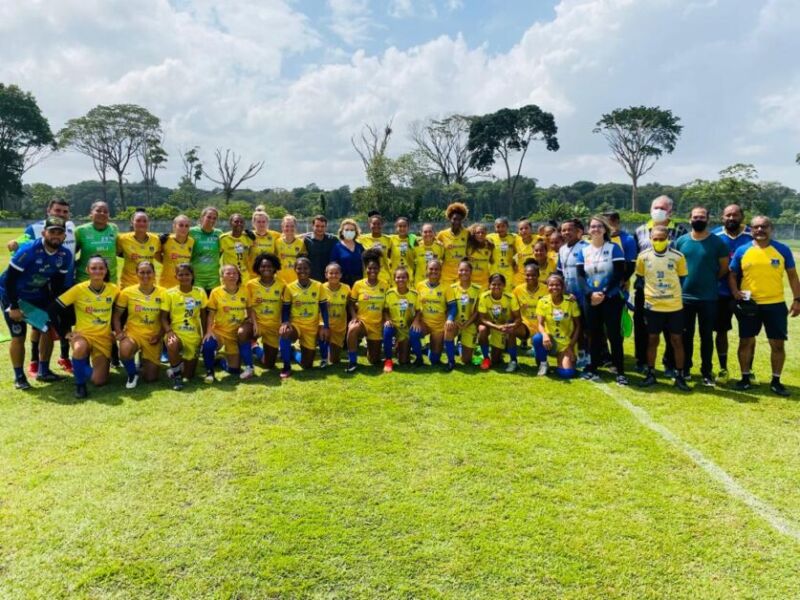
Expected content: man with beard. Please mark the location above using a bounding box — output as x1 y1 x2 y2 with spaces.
557 218 590 367
712 204 752 384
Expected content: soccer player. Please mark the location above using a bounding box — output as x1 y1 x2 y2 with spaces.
413 223 444 286
512 219 537 287
250 208 280 258
74 201 118 284
728 216 800 396
275 214 306 284
113 260 165 389
117 210 161 290
159 214 194 289
547 229 562 260
278 257 330 378
488 217 517 285
557 219 589 367
219 213 255 280
346 249 387 372
437 202 469 286
389 216 416 280
513 260 549 351
358 212 393 284
1 217 72 389
190 207 222 294
410 259 448 367
443 259 482 369
635 226 690 391
382 266 417 372
465 223 493 290
242 253 284 372
322 262 350 367
477 273 521 372
201 264 248 383
161 263 207 390
533 240 557 282
533 274 581 378
55 256 118 398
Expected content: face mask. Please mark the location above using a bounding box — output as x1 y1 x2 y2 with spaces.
724 220 741 233
690 220 707 232
652 240 668 253
342 230 356 241
650 208 668 223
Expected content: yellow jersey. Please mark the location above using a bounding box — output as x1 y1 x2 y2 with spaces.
415 280 448 330
251 230 280 257
535 294 582 350
389 235 416 276
275 236 306 283
159 235 195 289
246 278 285 329
384 287 417 331
117 284 166 337
466 245 493 289
513 236 537 286
163 286 207 338
478 290 519 325
635 248 688 312
324 282 350 329
207 286 248 336
513 283 548 329
413 241 445 285
349 279 388 327
488 233 517 282
219 232 255 280
358 234 393 283
445 282 482 325
436 228 469 284
58 281 119 341
730 240 795 305
117 232 161 289
282 279 328 330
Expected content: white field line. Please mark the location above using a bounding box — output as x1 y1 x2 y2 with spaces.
596 383 800 542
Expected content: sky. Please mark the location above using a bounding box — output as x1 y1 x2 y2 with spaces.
2 0 800 192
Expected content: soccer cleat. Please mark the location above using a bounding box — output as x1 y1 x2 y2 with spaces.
674 375 691 392
701 376 715 387
172 377 184 391
345 363 357 374
445 362 456 373
770 381 790 397
383 359 394 373
640 372 657 387
75 383 88 399
581 371 600 382
734 378 752 391
319 359 329 369
537 362 549 377
664 368 677 380
280 368 292 379
204 372 216 384
57 357 74 373
412 357 424 368
125 374 139 389
576 353 589 369
480 358 491 370
716 369 729 385
634 362 647 374
36 372 64 383
14 378 31 391
505 360 518 373
616 375 629 386
27 361 38 378
240 366 255 380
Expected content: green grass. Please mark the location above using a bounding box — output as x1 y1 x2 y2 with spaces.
1 229 800 598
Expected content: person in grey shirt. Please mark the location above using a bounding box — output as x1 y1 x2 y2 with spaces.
303 214 337 282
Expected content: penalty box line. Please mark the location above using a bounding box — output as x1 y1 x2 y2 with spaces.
595 383 800 543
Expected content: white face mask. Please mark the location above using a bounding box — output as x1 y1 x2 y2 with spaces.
342 229 356 241
650 208 668 223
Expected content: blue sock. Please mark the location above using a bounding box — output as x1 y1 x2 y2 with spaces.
38 360 51 376
508 345 518 361
532 334 548 364
409 329 423 359
293 350 302 364
430 352 441 365
226 366 241 375
122 359 137 378
279 337 292 370
84 362 93 381
480 343 490 359
319 340 329 362
14 366 24 380
239 342 254 368
556 367 577 379
444 340 456 364
73 357 90 385
202 337 219 372
252 344 265 362
348 351 358 365
383 326 395 360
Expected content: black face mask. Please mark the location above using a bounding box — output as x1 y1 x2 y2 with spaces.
724 220 741 232
691 220 708 232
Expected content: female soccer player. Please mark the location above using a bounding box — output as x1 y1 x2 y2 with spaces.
576 215 627 385
322 262 350 367
389 217 416 280
358 212 393 284
275 214 306 284
190 206 222 295
488 217 516 285
113 260 165 389
161 263 207 390
477 273 521 372
465 223 493 290
513 260 549 347
382 266 417 372
512 219 536 287
547 230 563 261
159 214 194 289
278 257 330 378
413 223 444 286
330 219 364 287
242 253 284 373
410 259 448 367
437 202 469 286
117 210 162 289
443 259 482 369
250 208 280 259
219 213 255 280
533 274 582 378
202 264 249 383
533 240 557 281
56 256 119 398
74 201 118 284
345 249 387 372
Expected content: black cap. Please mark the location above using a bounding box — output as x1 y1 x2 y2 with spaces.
44 217 66 231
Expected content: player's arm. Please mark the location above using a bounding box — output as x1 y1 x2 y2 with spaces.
112 303 127 341
203 308 216 340
786 267 800 317
537 314 552 350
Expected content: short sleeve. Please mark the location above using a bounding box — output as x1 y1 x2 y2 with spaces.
58 284 78 307
635 255 645 277
349 282 360 300
9 243 34 272
509 294 520 312
776 242 796 269
281 286 292 304
611 243 625 261
574 248 585 266
116 288 130 309
535 298 547 318
207 290 219 311
318 284 329 303
677 256 689 277
729 246 745 274
570 299 582 318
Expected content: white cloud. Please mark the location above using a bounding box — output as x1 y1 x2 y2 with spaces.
327 0 374 45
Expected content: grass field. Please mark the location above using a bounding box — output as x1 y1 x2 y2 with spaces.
1 227 799 598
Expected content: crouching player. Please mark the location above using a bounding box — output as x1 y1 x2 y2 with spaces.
477 273 521 372
202 264 248 383
443 259 481 370
321 262 350 367
382 266 417 372
243 253 284 373
161 263 207 390
533 274 581 378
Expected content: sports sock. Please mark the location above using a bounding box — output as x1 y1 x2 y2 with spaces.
409 329 423 359
348 351 358 365
122 359 137 378
30 340 39 363
37 360 51 376
239 342 254 368
279 338 292 370
73 357 90 385
444 340 456 364
383 326 395 360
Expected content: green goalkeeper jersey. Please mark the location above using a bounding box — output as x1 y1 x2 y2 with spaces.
189 226 222 289
74 222 119 283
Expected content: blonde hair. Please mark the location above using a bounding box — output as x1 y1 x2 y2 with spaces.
338 218 361 240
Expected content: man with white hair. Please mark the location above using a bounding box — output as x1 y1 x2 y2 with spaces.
633 195 689 374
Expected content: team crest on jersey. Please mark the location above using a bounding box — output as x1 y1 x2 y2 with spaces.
771 259 781 268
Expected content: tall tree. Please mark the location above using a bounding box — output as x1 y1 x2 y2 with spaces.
351 121 395 215
136 133 167 205
205 148 263 204
0 84 56 210
467 105 559 218
59 104 161 209
180 146 203 186
409 114 473 185
593 106 682 212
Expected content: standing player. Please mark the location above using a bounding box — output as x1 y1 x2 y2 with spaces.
413 223 444 286
250 208 280 260
488 217 517 285
74 201 118 284
437 202 469 286
389 217 416 281
117 210 161 290
465 224 494 290
358 212 393 284
275 215 306 284
159 214 194 289
219 213 255 280
513 219 537 287
161 263 207 390
190 207 222 295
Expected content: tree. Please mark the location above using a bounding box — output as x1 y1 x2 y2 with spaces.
410 114 473 185
204 148 264 204
59 104 161 210
681 164 761 216
351 121 396 216
467 105 559 219
136 133 167 204
0 84 56 209
593 106 682 212
180 146 203 186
